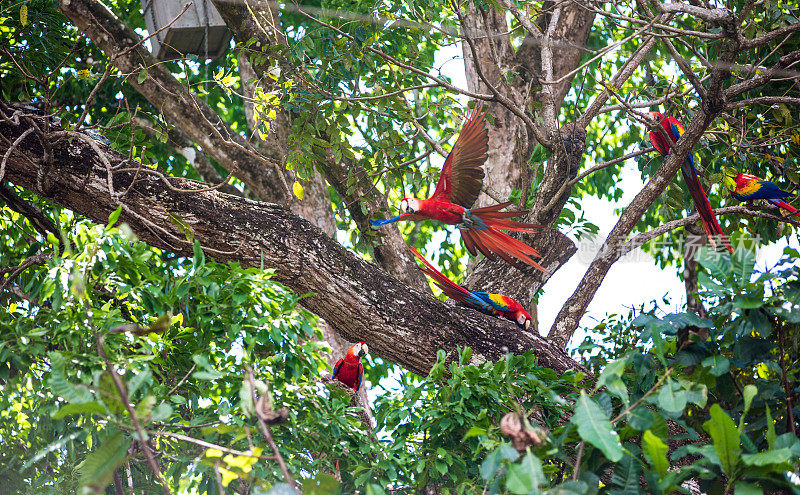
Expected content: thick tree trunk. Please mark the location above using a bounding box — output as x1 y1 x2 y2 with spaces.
458 4 594 310
0 108 586 377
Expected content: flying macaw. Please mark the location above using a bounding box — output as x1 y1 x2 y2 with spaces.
649 111 734 253
332 342 368 392
728 172 799 217
409 247 533 331
370 104 547 273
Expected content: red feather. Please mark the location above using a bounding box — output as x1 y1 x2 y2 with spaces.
649 112 733 253
431 104 489 208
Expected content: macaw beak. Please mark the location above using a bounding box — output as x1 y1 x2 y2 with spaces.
524 319 531 331
369 213 409 227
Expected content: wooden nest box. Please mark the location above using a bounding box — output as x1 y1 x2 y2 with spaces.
141 0 232 60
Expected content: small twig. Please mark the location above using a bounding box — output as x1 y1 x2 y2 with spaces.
213 460 228 495
95 332 173 493
0 127 33 182
244 365 297 492
611 368 675 424
0 253 52 294
571 441 585 481
777 319 796 436
166 364 197 396
147 430 277 460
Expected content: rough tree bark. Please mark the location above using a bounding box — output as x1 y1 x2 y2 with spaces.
458 2 596 310
0 109 586 377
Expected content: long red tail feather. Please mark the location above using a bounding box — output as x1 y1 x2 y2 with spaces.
408 247 472 303
681 166 733 253
462 227 548 273
772 199 800 217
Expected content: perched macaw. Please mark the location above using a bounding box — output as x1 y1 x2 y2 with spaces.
649 111 733 253
728 172 799 217
370 104 547 273
332 342 368 392
409 247 533 331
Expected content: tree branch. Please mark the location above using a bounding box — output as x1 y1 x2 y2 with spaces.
0 106 587 377
548 107 717 348
59 0 288 204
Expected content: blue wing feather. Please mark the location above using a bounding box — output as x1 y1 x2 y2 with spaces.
473 292 511 312
745 181 793 200
332 359 343 380
356 363 364 392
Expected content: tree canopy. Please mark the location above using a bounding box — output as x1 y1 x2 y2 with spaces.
1 0 800 493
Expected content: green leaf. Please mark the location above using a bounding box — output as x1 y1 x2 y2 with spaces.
701 355 730 376
49 352 93 404
107 206 122 229
570 391 623 462
610 452 640 495
731 248 756 283
657 378 687 414
137 68 148 84
23 431 84 469
696 246 731 280
703 404 741 475
151 403 173 422
642 430 669 478
302 473 340 495
596 355 630 405
463 426 488 439
192 240 205 266
733 483 763 495
52 401 106 419
545 480 588 495
627 408 653 431
741 448 792 466
505 453 545 494
365 483 386 495
765 405 776 448
739 384 758 431
77 432 131 493
127 368 152 397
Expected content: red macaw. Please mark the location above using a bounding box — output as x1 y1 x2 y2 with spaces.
409 247 533 331
332 342 367 392
649 111 733 253
371 104 547 273
729 172 799 217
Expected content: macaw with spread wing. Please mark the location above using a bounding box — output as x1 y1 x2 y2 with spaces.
332 342 368 392
371 104 547 273
728 172 799 217
649 111 733 253
409 247 533 331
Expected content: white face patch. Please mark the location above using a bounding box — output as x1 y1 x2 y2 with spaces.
401 198 418 214
354 342 368 357
517 313 527 325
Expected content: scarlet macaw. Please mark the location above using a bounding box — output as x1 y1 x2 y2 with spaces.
371 104 547 273
728 172 799 217
649 111 733 253
332 342 368 392
409 247 533 331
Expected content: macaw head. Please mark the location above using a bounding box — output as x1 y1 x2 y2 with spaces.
400 198 419 215
515 309 532 331
348 342 369 360
649 111 666 124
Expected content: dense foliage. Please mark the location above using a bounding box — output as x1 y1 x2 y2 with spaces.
2 213 799 493
2 0 800 493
